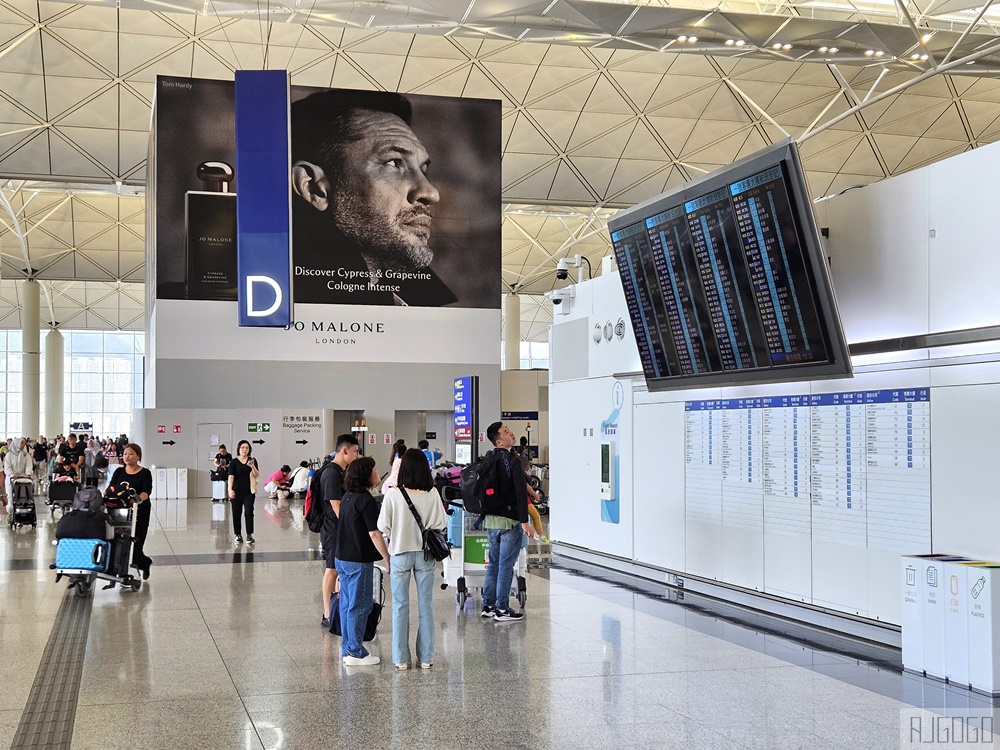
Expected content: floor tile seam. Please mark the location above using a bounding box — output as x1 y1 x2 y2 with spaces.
172 548 267 750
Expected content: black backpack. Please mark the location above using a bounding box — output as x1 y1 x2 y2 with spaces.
460 451 515 517
305 463 332 533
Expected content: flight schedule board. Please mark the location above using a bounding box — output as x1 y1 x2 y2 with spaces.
608 140 850 391
684 388 931 555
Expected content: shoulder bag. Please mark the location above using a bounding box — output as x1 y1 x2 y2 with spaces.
399 487 451 562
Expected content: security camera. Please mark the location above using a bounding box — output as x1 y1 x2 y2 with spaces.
555 254 590 284
545 287 575 315
556 255 582 282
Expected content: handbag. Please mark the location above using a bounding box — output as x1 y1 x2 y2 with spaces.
399 487 451 562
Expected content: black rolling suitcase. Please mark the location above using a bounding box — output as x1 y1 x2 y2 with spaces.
49 480 78 511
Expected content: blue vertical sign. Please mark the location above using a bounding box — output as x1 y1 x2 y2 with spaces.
234 70 293 327
454 377 473 442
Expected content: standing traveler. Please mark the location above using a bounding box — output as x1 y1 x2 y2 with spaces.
335 456 390 666
481 421 536 622
380 441 406 496
58 433 85 481
107 443 154 579
32 436 49 484
228 440 259 545
377 448 447 670
4 438 32 510
320 434 360 629
213 444 232 476
417 439 442 467
83 439 105 488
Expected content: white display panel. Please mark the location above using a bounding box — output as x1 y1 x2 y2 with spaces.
684 388 931 614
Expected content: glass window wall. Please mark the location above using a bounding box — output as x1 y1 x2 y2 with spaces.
0 330 145 439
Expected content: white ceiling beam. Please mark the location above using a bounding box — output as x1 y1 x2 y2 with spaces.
941 1 995 65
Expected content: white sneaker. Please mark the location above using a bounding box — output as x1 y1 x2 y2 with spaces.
419 662 433 669
343 654 380 666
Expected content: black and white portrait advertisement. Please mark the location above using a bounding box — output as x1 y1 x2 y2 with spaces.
153 76 501 309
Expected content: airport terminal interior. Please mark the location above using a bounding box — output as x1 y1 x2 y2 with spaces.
5 0 1000 746
4 499 998 750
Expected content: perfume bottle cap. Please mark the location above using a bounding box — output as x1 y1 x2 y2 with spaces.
197 161 235 193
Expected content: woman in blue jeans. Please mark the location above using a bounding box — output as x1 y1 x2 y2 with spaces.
335 457 391 666
377 449 448 670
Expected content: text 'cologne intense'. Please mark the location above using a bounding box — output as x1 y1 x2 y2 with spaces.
185 161 237 300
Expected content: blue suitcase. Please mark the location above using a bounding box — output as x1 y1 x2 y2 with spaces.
56 538 110 572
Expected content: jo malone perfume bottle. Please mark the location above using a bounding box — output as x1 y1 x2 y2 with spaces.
185 161 237 300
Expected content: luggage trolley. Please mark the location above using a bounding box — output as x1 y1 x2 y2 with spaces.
440 489 527 611
50 487 142 597
8 478 36 529
48 478 78 515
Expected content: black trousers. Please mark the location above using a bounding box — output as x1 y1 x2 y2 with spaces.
232 493 255 536
131 500 152 567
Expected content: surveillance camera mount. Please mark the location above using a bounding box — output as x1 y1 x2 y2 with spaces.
555 254 593 284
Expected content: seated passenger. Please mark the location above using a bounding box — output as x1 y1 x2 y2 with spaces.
264 465 293 500
289 461 310 497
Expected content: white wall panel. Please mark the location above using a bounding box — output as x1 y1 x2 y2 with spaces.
930 382 1000 563
824 168 929 344
633 400 685 571
928 145 1000 332
550 376 634 560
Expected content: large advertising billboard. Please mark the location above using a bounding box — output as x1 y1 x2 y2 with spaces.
152 76 501 311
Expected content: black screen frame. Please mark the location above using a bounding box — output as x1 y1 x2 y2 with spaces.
607 139 852 391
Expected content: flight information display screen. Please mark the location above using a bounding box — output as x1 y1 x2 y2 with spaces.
608 140 850 390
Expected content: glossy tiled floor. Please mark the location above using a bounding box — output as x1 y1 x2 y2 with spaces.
2 496 998 749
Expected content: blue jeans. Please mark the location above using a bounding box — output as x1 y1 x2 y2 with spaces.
334 559 373 658
390 551 436 665
483 524 523 612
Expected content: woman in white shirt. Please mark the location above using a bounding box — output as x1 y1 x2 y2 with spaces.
377 448 448 670
4 437 33 507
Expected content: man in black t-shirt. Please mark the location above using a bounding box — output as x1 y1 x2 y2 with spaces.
320 433 360 630
57 433 85 480
33 436 49 481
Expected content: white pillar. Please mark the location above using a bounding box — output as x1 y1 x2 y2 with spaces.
44 329 64 438
21 280 40 437
503 293 520 370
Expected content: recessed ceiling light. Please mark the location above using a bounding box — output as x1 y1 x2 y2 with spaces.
921 32 934 43
865 49 875 56
678 35 687 41
726 39 735 45
911 53 921 59
688 36 697 43
782 43 792 50
829 47 838 53
773 42 783 50
819 46 828 53
920 53 929 60
735 39 745 47
874 50 884 57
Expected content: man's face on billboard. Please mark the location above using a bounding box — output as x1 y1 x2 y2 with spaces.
330 109 440 271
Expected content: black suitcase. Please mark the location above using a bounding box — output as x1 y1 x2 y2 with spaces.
108 533 133 577
55 509 110 540
10 503 36 528
49 481 78 506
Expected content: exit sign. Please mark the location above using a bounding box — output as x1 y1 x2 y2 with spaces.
247 422 271 433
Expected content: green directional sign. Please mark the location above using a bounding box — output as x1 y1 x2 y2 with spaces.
247 422 271 433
